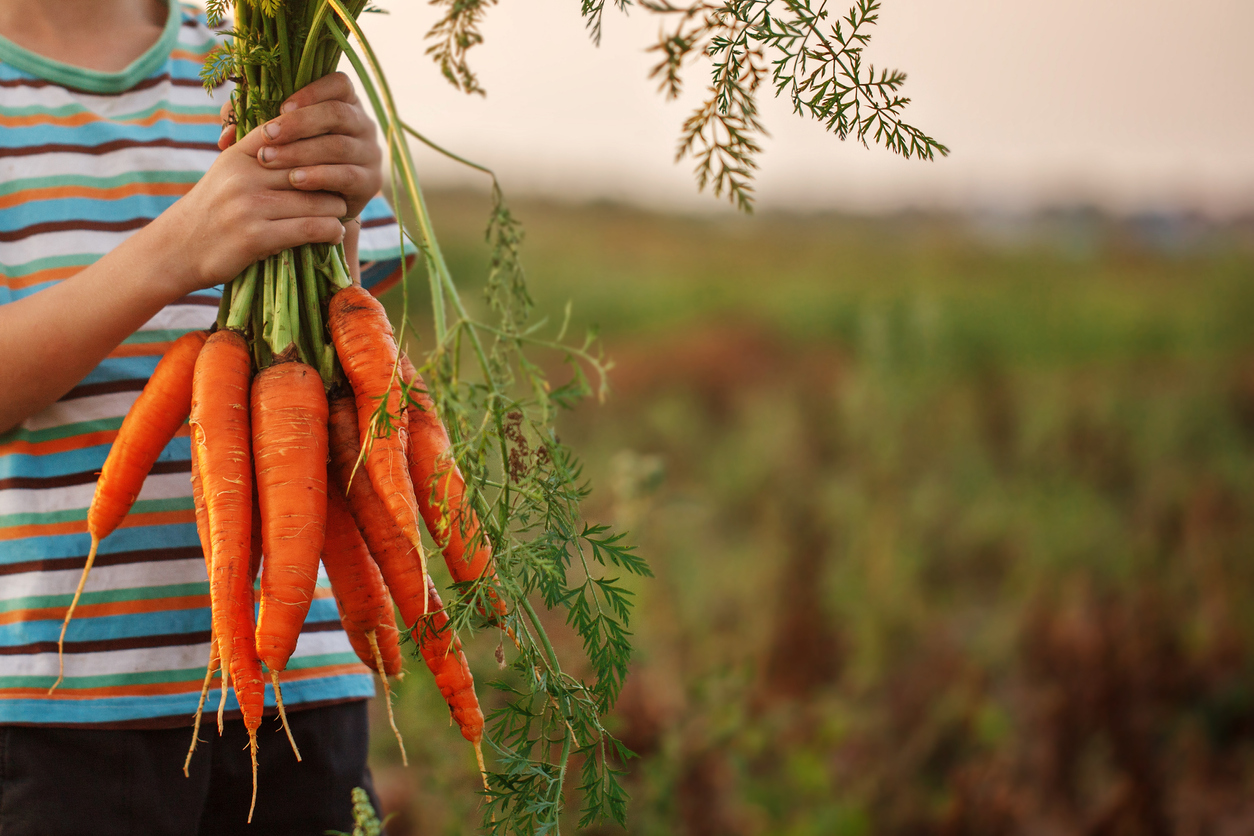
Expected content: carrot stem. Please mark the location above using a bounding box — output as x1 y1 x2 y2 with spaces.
232 86 245 142
286 255 311 364
258 25 270 104
217 278 232 330
274 3 294 98
298 245 329 383
270 670 302 762
328 246 351 290
273 255 293 354
325 11 445 337
314 246 331 304
227 262 260 331
263 257 275 346
522 597 561 675
294 0 330 89
253 298 271 369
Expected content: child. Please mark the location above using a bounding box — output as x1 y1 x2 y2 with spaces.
0 1 403 831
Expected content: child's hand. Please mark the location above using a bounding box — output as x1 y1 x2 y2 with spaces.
218 72 384 222
164 121 349 292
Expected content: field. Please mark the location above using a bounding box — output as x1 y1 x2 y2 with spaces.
370 192 1254 835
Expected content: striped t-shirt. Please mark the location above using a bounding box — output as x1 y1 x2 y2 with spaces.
0 3 410 727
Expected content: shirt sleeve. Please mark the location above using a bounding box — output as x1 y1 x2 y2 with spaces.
356 194 419 298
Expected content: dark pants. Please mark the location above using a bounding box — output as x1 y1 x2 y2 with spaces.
0 700 380 836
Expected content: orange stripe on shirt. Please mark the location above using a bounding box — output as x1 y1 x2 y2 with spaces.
2 265 84 291
0 428 118 458
0 424 189 459
0 110 97 128
170 49 213 63
0 508 195 543
107 340 172 359
273 662 371 685
0 109 219 129
0 593 208 626
0 182 194 212
13 678 212 700
12 662 370 701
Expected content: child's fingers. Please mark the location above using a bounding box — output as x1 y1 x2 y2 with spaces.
251 216 347 256
233 123 276 159
233 167 299 194
258 134 377 171
288 164 375 198
279 71 357 114
261 189 349 222
260 99 374 150
217 101 238 151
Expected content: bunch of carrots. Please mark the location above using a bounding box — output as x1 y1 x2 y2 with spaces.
49 0 503 821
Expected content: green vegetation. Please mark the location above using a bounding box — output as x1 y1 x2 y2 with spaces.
203 6 645 830
373 194 1254 834
426 0 945 209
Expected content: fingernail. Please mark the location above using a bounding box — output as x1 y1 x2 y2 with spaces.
263 121 280 139
281 101 298 114
291 169 307 184
339 222 346 239
259 146 275 162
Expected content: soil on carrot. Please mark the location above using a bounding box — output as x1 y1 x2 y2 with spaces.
366 192 1254 835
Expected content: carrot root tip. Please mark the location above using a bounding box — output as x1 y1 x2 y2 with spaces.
417 545 430 618
369 630 407 767
184 642 219 777
247 732 258 824
49 535 100 694
271 670 302 762
475 740 489 792
217 670 229 736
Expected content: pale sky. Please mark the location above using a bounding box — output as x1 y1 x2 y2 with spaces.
358 0 1254 215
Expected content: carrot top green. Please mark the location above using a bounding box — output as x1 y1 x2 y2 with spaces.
201 2 648 832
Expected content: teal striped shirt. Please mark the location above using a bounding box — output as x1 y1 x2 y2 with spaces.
0 2 409 727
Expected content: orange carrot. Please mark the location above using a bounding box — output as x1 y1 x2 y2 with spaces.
190 330 252 689
399 354 507 621
251 357 327 762
327 387 429 630
322 482 390 638
322 484 407 763
50 329 208 693
184 452 219 773
339 602 404 679
194 450 232 735
229 552 266 822
228 481 267 818
327 286 428 594
190 328 264 815
190 448 212 575
416 576 487 782
249 484 262 592
251 359 328 674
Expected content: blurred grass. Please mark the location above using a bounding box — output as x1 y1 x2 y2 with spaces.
370 192 1254 835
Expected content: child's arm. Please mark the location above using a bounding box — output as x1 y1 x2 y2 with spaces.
0 74 382 434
